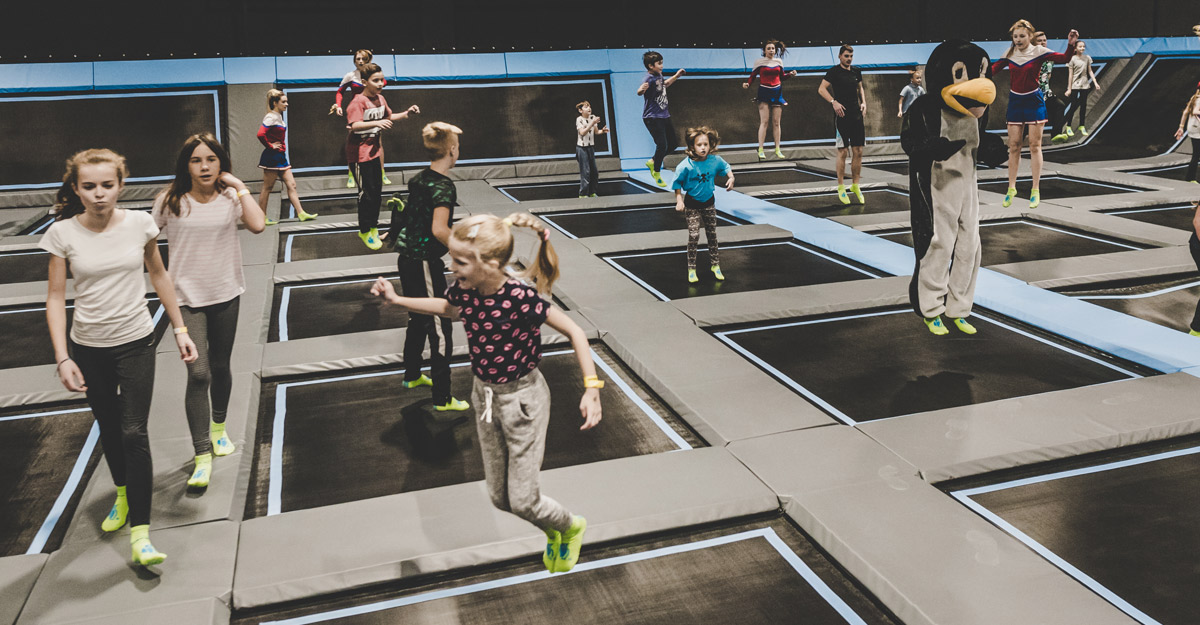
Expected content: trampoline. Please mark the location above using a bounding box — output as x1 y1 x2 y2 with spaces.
876 219 1144 266
766 187 910 218
604 241 883 301
280 193 406 221
270 274 455 342
246 346 700 517
497 179 659 202
863 161 1003 176
976 175 1145 199
721 165 834 188
278 227 394 263
541 205 743 239
0 299 166 370
1059 274 1200 334
0 240 169 286
713 307 1148 425
0 403 99 557
951 443 1200 625
231 516 901 625
1046 57 1200 163
1105 204 1197 231
1126 163 1193 182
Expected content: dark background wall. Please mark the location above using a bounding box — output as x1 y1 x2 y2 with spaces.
2 0 1198 62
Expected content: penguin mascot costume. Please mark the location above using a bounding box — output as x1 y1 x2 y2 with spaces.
901 40 1009 336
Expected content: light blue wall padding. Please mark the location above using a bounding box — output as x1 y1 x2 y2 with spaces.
842 43 939 68
978 41 1014 59
607 48 747 73
223 57 277 84
1137 36 1200 55
611 71 657 163
276 55 396 83
0 62 94 93
1078 38 1147 59
394 53 508 80
93 58 225 88
752 46 837 71
504 50 611 76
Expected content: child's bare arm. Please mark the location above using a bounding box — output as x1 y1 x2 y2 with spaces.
371 277 461 320
544 305 602 430
664 68 686 87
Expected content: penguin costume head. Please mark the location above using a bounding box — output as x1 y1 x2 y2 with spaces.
924 39 996 118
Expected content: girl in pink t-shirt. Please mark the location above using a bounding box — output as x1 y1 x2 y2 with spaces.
371 213 601 574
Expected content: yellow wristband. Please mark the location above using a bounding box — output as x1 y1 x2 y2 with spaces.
236 188 251 198
174 326 188 335
583 375 604 389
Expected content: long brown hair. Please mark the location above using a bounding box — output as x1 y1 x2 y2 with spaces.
685 126 721 160
1183 90 1200 122
451 213 560 295
158 133 232 217
54 149 129 221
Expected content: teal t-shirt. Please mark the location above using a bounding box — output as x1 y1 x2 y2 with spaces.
671 155 730 203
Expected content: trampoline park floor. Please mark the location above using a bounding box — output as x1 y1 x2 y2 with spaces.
269 273 453 342
497 178 660 202
712 307 1153 425
765 186 910 218
0 240 169 285
1057 273 1200 334
875 219 1145 266
975 175 1148 199
541 204 744 239
278 227 394 263
946 436 1200 625
281 192 407 221
244 345 702 517
1103 203 1197 232
604 240 884 301
718 164 835 187
1126 163 1194 182
0 298 167 370
16 202 153 236
231 514 902 625
0 402 100 557
863 160 1006 176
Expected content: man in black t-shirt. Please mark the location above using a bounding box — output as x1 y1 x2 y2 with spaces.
818 44 867 205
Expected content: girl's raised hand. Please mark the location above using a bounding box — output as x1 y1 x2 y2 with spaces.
219 172 246 190
407 104 421 115
579 388 602 430
370 276 397 300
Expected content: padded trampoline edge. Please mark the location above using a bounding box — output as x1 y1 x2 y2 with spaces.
0 554 47 625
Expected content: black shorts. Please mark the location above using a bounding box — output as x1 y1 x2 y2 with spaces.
835 114 865 148
683 194 715 210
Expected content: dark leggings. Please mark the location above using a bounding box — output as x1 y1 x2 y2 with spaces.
353 158 383 232
71 333 157 527
1063 88 1091 127
1191 233 1200 332
684 195 720 269
1186 138 1199 182
643 117 678 173
398 256 454 404
180 296 239 455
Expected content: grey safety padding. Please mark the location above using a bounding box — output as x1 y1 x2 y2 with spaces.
453 179 512 206
0 554 47 625
532 236 659 310
513 190 673 214
988 245 1197 289
232 446 777 609
746 178 896 197
0 365 83 409
237 228 278 267
727 427 1139 625
830 201 1026 231
225 83 276 184
0 281 58 307
259 312 594 379
583 302 836 444
489 170 633 187
271 252 397 283
16 522 238 625
1021 206 1190 248
445 164 521 182
860 373 1200 483
513 157 621 178
1079 191 1200 212
675 275 910 328
0 207 47 237
577 224 791 256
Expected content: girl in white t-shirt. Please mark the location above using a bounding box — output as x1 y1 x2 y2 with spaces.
41 149 197 567
154 133 266 490
1173 82 1200 183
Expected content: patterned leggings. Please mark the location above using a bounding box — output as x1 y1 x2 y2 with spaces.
684 196 720 269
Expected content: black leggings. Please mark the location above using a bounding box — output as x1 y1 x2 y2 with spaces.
398 256 454 404
1191 233 1200 332
1063 88 1091 127
643 117 678 173
353 158 383 233
180 296 239 455
1186 137 1199 182
71 333 157 527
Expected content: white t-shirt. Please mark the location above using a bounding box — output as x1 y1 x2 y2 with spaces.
39 210 158 348
576 115 597 147
153 189 246 308
1068 55 1094 90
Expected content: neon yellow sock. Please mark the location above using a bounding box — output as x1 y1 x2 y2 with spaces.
130 525 166 566
100 486 128 532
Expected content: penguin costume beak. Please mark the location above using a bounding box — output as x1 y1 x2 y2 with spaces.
941 78 995 118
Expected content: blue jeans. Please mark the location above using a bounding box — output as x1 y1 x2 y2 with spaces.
576 145 597 196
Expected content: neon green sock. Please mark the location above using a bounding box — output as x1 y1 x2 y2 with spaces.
187 453 212 488
1190 329 1200 337
850 183 865 204
554 516 587 573
211 421 234 456
543 529 561 573
101 486 128 532
924 316 949 336
130 525 166 566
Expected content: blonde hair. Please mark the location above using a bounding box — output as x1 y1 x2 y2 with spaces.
685 126 721 160
266 88 285 110
423 121 463 158
1184 91 1200 124
451 213 559 295
354 49 373 63
1004 19 1036 58
54 149 129 221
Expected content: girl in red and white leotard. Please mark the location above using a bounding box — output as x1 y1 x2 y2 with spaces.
329 49 391 188
742 40 798 160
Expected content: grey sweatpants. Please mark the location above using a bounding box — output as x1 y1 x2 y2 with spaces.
472 369 573 534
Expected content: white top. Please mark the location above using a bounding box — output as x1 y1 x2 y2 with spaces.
39 210 159 348
262 111 285 128
576 115 597 147
1187 100 1200 139
1068 55 1094 90
153 188 246 307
